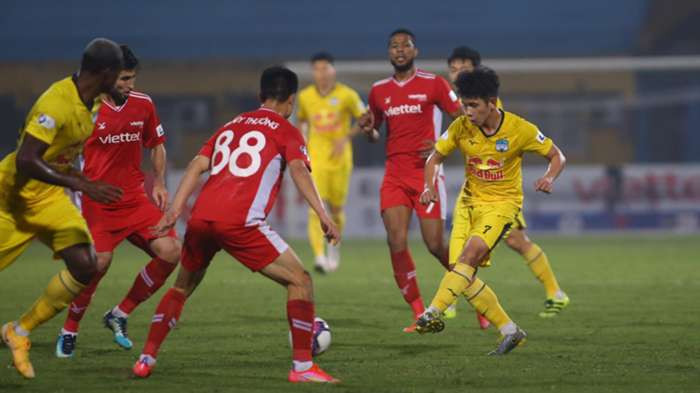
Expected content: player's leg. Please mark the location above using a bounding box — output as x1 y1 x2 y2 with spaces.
4 198 96 378
418 206 526 354
57 251 113 357
258 248 338 383
505 222 569 317
324 165 351 272
308 168 329 272
104 234 181 349
133 219 215 378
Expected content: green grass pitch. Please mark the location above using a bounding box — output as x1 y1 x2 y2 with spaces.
1 235 698 392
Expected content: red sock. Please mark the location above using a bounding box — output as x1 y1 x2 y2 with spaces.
142 288 186 358
63 270 107 333
287 299 314 362
118 257 177 315
390 250 424 319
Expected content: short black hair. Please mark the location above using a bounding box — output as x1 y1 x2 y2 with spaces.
120 44 139 71
310 51 334 64
448 46 481 67
455 66 500 100
388 28 416 45
259 66 299 102
80 38 123 73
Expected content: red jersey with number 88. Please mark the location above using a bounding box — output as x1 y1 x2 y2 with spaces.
191 107 309 226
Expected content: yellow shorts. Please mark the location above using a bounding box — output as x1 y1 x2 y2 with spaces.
311 165 352 207
514 210 527 229
449 189 519 267
0 191 92 271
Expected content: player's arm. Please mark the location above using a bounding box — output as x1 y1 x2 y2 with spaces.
288 159 340 245
419 150 447 205
15 133 122 203
151 154 210 236
534 144 566 194
150 144 168 210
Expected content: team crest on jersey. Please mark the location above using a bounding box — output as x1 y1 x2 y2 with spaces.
495 138 509 152
97 122 107 130
384 96 391 105
330 97 339 106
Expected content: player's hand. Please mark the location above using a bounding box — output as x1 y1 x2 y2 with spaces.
358 111 374 132
319 214 341 246
80 179 123 204
420 186 439 205
419 139 436 158
150 208 178 237
331 138 348 159
534 176 555 194
152 180 169 211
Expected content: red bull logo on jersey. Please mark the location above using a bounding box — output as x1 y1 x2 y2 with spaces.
467 156 504 181
384 104 422 117
98 132 140 144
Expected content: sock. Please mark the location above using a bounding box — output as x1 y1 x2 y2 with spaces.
287 299 314 363
117 257 177 315
429 263 475 312
390 250 424 318
463 276 513 331
18 269 86 333
142 288 186 358
307 210 325 259
523 243 560 298
293 360 313 372
63 270 107 333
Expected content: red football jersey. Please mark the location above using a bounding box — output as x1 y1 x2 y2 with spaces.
82 91 165 207
368 69 460 171
191 108 310 226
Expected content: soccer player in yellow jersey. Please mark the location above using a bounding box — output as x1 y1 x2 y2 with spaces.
296 52 366 273
444 47 569 324
416 67 566 355
0 38 124 378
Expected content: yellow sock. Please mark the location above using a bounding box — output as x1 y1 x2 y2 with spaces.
307 210 325 258
429 263 476 312
331 210 345 234
524 243 560 298
463 277 512 330
18 269 85 332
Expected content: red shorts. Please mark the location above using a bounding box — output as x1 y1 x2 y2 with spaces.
81 194 176 253
181 218 289 272
380 169 446 220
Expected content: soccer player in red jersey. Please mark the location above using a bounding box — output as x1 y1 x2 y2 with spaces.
359 29 462 332
55 45 181 357
132 67 340 383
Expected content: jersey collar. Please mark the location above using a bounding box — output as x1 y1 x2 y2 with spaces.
478 109 505 138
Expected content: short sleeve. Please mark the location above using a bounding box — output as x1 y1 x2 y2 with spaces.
347 88 365 119
142 100 166 148
521 122 553 157
433 76 461 115
198 130 218 158
24 94 66 145
367 87 384 129
296 94 308 122
434 117 462 157
283 125 311 170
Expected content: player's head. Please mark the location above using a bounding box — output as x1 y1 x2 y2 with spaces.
447 46 481 84
388 28 418 73
259 66 299 119
455 66 500 126
80 38 123 93
113 45 139 100
310 51 336 89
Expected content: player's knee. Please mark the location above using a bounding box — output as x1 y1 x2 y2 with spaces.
505 231 529 254
386 231 408 252
424 238 445 258
153 238 182 264
63 245 98 283
459 246 488 267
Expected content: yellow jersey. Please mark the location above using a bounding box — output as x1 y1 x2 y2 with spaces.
0 76 99 204
436 109 553 207
296 82 365 170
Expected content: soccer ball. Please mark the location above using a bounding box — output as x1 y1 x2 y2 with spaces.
288 317 331 357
